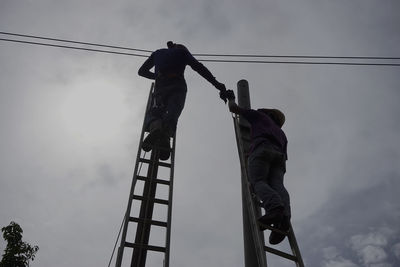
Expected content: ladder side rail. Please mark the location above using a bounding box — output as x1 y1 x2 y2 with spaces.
131 149 161 267
115 83 155 267
164 133 177 267
233 114 268 267
287 224 305 267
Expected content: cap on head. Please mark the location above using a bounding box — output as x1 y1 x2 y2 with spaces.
258 108 285 127
175 43 188 51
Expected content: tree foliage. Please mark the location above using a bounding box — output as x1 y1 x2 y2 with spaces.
0 221 39 267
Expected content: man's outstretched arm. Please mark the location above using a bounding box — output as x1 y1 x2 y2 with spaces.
186 54 226 92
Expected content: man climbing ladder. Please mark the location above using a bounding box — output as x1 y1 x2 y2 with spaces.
226 89 291 245
138 41 227 160
226 83 304 267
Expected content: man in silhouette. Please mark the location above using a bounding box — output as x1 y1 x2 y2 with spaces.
227 90 290 245
138 41 227 160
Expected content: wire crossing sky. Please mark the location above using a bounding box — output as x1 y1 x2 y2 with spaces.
1 31 400 66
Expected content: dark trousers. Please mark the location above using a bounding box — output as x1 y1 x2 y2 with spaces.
148 79 187 136
248 142 291 218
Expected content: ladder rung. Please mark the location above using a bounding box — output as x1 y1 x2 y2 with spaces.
132 195 169 205
139 158 172 168
137 175 170 185
124 242 166 253
129 217 168 227
264 245 298 262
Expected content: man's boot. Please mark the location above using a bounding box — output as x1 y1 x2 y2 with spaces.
258 206 284 230
158 133 171 161
142 119 163 152
269 215 290 245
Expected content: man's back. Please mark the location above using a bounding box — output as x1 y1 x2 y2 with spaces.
152 48 191 77
138 42 226 97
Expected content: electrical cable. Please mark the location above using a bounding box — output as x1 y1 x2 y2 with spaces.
2 31 399 61
0 31 152 53
1 34 400 66
194 53 400 60
199 58 400 66
108 215 125 267
0 38 148 58
0 31 400 60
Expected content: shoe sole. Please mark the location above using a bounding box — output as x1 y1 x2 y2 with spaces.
269 231 286 245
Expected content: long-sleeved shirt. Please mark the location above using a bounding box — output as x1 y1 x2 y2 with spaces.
138 47 219 87
241 109 288 159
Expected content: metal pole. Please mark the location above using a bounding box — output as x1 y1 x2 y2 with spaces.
237 80 267 267
237 80 251 111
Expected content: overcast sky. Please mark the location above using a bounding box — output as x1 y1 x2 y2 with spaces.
1 0 399 267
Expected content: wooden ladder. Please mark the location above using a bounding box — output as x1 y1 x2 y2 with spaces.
115 83 176 267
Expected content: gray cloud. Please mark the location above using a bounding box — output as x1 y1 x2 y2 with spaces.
1 0 400 266
323 256 358 267
392 243 400 261
297 177 400 266
349 228 393 266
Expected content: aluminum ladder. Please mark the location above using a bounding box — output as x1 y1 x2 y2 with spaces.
115 83 176 267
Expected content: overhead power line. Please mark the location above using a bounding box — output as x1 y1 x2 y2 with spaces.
2 31 400 61
1 31 400 66
0 38 149 57
198 58 400 66
195 53 400 60
0 31 152 53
